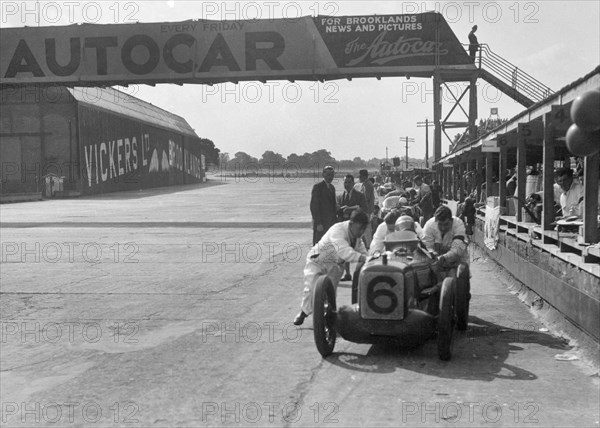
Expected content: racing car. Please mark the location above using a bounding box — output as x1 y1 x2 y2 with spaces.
312 231 470 361
379 195 423 224
380 195 402 220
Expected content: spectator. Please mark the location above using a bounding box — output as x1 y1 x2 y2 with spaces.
413 175 434 226
357 169 376 248
461 197 476 238
468 25 479 61
310 166 337 245
293 209 369 326
431 180 442 208
337 174 367 281
555 167 584 217
506 173 517 197
337 174 367 222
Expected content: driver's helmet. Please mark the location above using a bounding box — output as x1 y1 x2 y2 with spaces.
385 218 419 252
398 197 408 206
395 215 416 232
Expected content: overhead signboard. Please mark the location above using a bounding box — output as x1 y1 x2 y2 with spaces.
550 104 572 132
497 132 518 148
0 12 474 86
518 120 544 145
481 138 500 152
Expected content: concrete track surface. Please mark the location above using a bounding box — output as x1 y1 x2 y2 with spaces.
1 177 598 427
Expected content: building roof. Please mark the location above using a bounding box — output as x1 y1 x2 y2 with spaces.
68 86 199 138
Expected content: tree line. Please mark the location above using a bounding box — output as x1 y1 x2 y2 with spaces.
214 149 433 173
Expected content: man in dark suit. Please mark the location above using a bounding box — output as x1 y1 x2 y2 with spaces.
310 166 337 245
337 174 367 280
356 169 376 248
337 174 367 222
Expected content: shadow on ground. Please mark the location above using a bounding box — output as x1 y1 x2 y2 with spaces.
324 316 569 381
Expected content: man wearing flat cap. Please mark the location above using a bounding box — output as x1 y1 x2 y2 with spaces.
310 166 338 245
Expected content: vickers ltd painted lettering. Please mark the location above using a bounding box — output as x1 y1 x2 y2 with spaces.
83 136 139 187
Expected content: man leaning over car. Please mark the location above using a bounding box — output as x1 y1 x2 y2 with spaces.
293 209 369 326
422 205 469 268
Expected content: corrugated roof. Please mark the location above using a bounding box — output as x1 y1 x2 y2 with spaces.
67 86 198 138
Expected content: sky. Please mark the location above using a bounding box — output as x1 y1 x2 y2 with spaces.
2 0 599 163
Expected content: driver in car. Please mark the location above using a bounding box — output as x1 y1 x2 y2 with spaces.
421 205 469 268
370 210 424 255
293 209 370 326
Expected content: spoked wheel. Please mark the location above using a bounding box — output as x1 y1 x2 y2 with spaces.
313 275 337 357
455 265 471 331
437 277 455 361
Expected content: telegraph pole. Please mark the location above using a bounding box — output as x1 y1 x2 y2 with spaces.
399 136 415 170
417 118 433 169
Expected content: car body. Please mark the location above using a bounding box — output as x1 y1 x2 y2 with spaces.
380 195 401 219
312 232 470 360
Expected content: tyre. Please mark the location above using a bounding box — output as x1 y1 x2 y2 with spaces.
351 263 363 305
351 271 359 304
455 265 470 331
437 277 455 361
313 275 337 357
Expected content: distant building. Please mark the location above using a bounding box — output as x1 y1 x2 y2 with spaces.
0 85 205 198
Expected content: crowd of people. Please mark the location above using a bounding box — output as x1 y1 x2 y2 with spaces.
293 159 598 325
450 161 597 225
293 167 469 326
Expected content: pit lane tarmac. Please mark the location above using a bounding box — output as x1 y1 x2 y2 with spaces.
1 177 598 427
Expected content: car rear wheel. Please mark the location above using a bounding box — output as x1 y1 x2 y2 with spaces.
313 275 337 357
437 277 455 361
455 266 470 331
351 269 360 304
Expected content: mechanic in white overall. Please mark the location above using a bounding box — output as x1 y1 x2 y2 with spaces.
293 209 369 326
422 205 469 268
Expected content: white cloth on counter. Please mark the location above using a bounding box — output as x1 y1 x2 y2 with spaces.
484 206 501 250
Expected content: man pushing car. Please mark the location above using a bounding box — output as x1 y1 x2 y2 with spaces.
421 205 469 267
293 209 370 326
